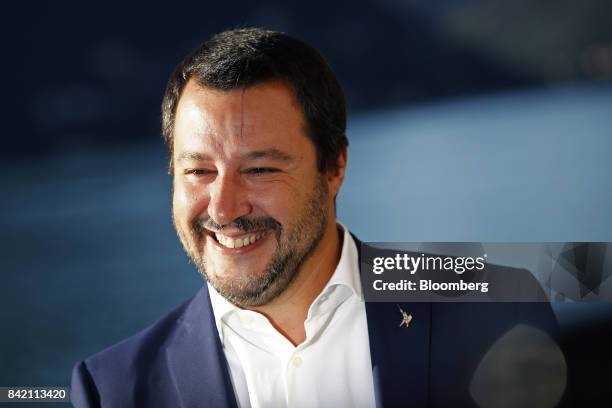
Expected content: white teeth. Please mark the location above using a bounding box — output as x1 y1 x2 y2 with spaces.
214 232 264 249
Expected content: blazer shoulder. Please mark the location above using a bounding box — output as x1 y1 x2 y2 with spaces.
89 291 195 369
71 289 206 407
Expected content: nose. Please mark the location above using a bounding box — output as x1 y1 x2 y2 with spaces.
207 172 252 226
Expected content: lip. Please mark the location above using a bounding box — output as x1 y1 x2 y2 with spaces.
206 229 271 255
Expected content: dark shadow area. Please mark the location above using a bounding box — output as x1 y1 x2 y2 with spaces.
7 0 611 157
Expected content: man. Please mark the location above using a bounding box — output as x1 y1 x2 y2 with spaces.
71 28 564 407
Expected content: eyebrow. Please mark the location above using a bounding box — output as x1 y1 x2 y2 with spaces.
244 148 294 163
176 151 212 162
176 148 294 163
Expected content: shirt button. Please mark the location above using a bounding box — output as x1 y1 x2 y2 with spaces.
292 355 303 368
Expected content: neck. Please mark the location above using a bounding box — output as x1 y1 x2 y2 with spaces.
248 221 343 346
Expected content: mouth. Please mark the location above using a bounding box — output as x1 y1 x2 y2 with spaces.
204 229 271 254
213 231 266 249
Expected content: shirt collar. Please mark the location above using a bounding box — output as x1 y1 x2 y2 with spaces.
325 222 362 299
207 282 238 345
207 222 362 344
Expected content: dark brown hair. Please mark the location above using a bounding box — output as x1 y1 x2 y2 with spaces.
161 28 347 173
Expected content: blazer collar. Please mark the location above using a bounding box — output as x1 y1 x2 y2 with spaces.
166 287 238 408
354 235 432 408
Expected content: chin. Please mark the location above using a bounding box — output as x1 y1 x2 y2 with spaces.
208 257 269 281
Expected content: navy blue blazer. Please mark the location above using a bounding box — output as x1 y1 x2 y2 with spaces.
71 244 561 407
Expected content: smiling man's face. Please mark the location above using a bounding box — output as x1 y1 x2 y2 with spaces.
172 79 341 307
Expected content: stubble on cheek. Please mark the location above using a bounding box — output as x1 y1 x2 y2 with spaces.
171 179 208 263
171 194 205 270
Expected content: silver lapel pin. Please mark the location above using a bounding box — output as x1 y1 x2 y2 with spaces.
397 305 413 328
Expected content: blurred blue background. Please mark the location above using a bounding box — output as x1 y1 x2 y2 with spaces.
2 0 611 403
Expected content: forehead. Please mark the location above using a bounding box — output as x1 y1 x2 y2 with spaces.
173 79 312 159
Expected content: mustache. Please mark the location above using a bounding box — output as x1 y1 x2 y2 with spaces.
193 216 282 234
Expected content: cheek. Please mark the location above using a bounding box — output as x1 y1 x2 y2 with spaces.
253 183 305 222
172 181 210 225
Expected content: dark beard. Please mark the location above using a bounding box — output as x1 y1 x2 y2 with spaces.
176 175 330 307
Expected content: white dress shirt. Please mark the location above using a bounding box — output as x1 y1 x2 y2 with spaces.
208 224 376 408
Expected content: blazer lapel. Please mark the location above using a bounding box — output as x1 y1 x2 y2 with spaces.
166 288 238 408
354 235 432 407
365 301 431 408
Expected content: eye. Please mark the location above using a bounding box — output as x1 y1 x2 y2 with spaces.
184 168 216 176
246 167 279 175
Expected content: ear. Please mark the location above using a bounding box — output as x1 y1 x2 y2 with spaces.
327 146 348 198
